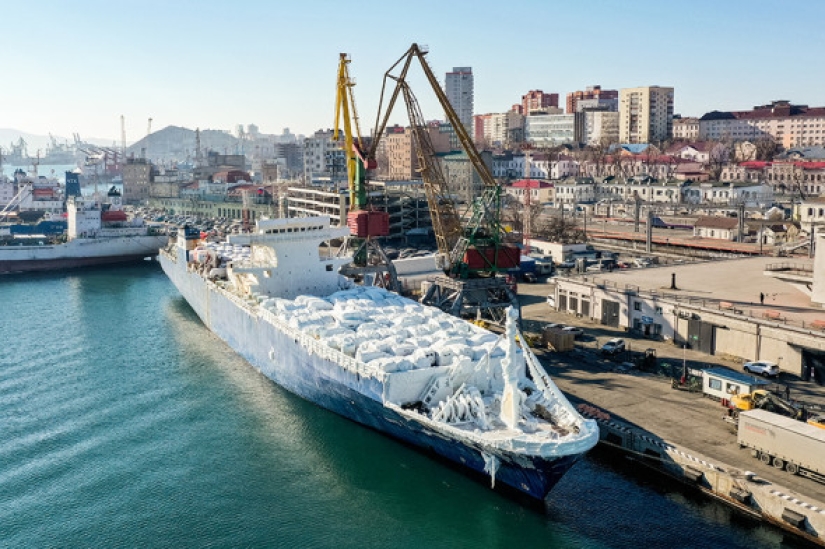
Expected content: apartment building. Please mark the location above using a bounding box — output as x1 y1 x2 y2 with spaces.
582 111 620 145
566 85 618 114
473 111 523 148
445 66 474 134
699 100 825 149
619 86 675 144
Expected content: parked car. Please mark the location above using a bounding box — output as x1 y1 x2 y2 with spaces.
601 338 626 355
743 360 780 378
561 326 584 339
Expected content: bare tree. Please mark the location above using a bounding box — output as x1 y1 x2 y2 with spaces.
534 215 585 244
754 138 779 161
706 140 731 181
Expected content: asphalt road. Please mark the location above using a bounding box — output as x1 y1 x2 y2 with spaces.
518 278 825 502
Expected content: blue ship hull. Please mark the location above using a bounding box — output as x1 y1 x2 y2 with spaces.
160 249 583 500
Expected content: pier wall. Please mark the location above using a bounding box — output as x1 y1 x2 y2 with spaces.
581 408 825 546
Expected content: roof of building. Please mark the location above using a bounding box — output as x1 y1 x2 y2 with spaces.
694 216 739 229
511 179 552 189
777 146 825 161
701 101 825 122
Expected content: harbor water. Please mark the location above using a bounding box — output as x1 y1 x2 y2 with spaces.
0 264 806 548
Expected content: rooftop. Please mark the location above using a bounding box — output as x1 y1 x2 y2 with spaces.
577 256 823 327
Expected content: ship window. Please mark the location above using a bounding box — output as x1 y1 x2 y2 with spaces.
326 264 333 271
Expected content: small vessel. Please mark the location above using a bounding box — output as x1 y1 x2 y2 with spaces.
0 187 167 274
159 216 598 501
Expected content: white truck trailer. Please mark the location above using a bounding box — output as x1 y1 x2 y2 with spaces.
738 409 825 484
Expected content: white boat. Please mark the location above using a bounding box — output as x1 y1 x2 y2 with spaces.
0 187 168 274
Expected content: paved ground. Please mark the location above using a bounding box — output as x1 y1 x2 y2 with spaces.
517 278 825 501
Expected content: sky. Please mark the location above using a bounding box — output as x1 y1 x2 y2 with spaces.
3 0 824 144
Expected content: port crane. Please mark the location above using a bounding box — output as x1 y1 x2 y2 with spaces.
371 44 520 325
333 53 400 292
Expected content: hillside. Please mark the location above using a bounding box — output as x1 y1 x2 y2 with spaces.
126 126 240 163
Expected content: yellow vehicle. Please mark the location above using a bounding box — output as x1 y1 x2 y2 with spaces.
729 389 800 419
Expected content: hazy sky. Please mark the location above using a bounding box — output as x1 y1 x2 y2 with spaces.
3 0 823 143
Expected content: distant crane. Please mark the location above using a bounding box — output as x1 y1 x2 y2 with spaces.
120 115 127 155
146 117 153 160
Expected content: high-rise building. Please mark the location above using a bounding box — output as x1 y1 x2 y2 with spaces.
619 86 674 144
566 85 618 114
445 66 474 135
520 90 559 115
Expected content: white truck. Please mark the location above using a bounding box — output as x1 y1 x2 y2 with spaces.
738 409 825 483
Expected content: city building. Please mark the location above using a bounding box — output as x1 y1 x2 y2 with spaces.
554 177 596 205
673 117 700 140
123 157 153 205
566 85 618 114
681 180 773 207
376 125 451 181
699 100 825 148
506 179 554 205
473 112 524 148
303 130 346 184
524 113 582 146
619 86 675 144
520 90 559 115
582 111 620 145
693 216 740 240
445 66 474 134
439 150 492 205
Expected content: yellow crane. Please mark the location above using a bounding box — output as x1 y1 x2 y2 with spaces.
333 53 398 292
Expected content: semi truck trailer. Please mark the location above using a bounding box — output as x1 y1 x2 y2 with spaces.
738 409 825 484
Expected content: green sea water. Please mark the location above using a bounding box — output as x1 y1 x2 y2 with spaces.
0 264 793 548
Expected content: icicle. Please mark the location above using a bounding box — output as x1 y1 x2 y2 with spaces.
482 452 500 488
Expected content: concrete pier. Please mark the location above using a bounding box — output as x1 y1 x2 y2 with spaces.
581 406 825 545
518 279 825 545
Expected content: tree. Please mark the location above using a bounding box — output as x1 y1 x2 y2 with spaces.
706 140 731 181
754 138 779 161
534 214 585 244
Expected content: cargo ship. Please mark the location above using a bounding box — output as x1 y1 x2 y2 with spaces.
0 187 167 274
159 216 599 500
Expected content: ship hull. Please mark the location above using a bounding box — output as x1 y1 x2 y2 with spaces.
0 235 167 274
160 250 583 500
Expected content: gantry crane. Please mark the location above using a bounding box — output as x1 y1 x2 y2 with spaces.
333 53 400 292
371 44 520 325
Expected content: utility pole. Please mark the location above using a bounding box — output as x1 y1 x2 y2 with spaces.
646 208 653 254
523 151 531 255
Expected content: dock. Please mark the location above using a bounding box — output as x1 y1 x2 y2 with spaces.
519 280 825 545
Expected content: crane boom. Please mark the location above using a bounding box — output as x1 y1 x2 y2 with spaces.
370 43 519 325
374 43 516 277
